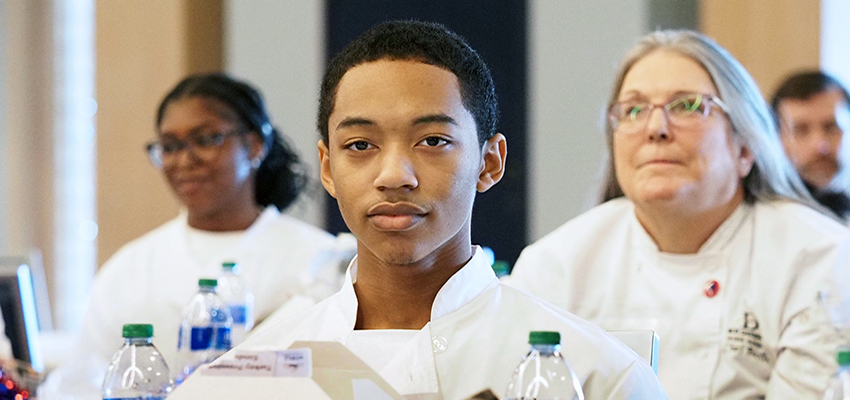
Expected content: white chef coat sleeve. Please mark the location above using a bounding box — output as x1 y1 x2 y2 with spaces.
298 232 356 302
766 306 837 398
766 239 850 398
37 256 123 400
503 243 566 306
74 257 129 363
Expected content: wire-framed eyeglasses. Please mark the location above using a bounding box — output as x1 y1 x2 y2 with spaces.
145 128 246 168
608 93 729 135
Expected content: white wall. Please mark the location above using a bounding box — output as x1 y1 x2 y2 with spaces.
52 0 96 331
528 1 648 241
821 0 850 88
225 0 326 227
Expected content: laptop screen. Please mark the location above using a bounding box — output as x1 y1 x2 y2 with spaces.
0 262 44 372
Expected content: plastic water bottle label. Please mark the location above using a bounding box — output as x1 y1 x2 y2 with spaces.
216 326 232 350
211 308 229 323
190 326 214 350
177 325 184 350
229 305 247 324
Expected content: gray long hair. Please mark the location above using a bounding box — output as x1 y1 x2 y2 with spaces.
599 30 814 207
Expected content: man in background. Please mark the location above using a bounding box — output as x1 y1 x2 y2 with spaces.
771 71 850 221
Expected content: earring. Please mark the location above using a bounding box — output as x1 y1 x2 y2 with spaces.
251 158 262 169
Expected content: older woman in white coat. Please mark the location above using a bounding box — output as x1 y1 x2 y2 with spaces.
506 30 850 399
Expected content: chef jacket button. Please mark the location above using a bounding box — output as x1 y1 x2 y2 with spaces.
704 280 720 298
431 336 448 353
334 337 345 345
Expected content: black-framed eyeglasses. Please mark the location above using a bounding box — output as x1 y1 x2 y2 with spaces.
608 93 729 135
145 128 246 168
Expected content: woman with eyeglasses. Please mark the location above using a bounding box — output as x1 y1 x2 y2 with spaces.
46 74 349 397
506 31 850 399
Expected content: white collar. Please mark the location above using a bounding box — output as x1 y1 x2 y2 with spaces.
629 200 752 256
173 206 281 270
178 205 280 239
340 246 499 324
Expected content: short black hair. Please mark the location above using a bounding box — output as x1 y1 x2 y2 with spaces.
771 70 850 118
157 73 307 211
317 20 499 145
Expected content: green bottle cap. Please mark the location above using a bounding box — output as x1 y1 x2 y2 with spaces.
838 349 850 366
222 262 237 270
529 331 561 345
199 278 218 288
122 323 153 338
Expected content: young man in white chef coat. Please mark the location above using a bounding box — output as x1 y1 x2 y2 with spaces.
172 20 667 399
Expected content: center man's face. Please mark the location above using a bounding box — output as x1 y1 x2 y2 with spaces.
318 59 502 266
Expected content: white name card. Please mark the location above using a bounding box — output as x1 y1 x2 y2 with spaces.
203 348 312 378
277 348 312 377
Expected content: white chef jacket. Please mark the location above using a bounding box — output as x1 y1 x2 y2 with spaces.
36 206 349 400
174 246 668 399
505 198 850 400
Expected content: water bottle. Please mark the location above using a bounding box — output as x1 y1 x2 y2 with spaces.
823 349 850 400
505 331 585 400
820 289 850 400
102 323 173 400
217 262 254 345
175 278 232 384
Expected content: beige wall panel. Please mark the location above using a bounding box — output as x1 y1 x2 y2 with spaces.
97 0 224 267
700 0 820 96
96 1 187 266
185 0 223 74
1 0 57 316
